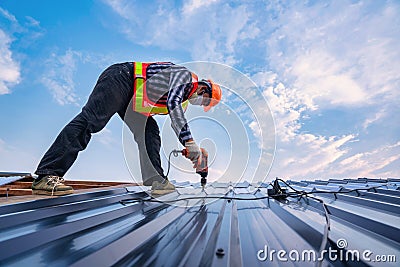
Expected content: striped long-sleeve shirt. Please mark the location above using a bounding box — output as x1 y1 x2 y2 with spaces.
145 62 194 145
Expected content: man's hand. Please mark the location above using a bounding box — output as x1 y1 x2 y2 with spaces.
184 140 202 168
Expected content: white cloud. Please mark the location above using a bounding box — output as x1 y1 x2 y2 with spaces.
252 70 400 180
25 16 40 27
0 7 17 23
249 120 261 145
182 0 219 14
0 29 21 94
253 72 357 179
362 109 386 130
0 7 44 95
40 49 82 105
266 0 400 109
270 133 356 179
254 70 398 180
103 0 132 20
291 50 366 107
103 0 259 64
336 141 400 177
246 1 400 180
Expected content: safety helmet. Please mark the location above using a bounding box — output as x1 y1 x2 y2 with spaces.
203 79 222 112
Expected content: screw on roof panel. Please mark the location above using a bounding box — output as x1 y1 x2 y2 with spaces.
216 248 225 257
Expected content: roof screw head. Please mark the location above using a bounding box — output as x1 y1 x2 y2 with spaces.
216 248 225 257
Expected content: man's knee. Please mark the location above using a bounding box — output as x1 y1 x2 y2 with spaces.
78 108 110 134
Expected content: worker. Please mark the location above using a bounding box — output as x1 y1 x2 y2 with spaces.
31 62 222 196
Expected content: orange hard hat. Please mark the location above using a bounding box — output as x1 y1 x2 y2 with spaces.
203 79 222 112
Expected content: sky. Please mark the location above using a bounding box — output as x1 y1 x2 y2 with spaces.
0 0 399 183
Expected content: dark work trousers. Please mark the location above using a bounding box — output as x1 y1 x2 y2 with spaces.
35 63 165 184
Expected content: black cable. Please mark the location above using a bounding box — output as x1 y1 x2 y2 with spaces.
120 194 282 205
165 150 174 178
165 149 182 178
120 184 383 205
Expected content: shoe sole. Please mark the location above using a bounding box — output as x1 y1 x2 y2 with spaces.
151 189 175 195
32 189 74 196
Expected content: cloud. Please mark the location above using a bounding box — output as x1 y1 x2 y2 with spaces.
271 133 356 179
337 141 400 177
103 0 259 64
246 1 400 180
362 109 386 130
252 69 400 180
25 16 40 27
0 7 45 95
0 29 21 94
265 0 400 109
291 50 366 107
40 49 82 105
0 7 17 23
253 72 354 179
182 0 219 14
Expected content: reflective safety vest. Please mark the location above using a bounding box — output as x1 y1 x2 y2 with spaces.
133 62 198 116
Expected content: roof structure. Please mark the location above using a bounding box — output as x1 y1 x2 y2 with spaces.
0 178 399 266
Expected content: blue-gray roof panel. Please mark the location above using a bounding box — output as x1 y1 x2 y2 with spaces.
0 178 399 266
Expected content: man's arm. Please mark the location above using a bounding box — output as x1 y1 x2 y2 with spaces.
166 66 193 145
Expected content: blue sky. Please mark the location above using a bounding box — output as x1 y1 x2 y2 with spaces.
0 0 399 183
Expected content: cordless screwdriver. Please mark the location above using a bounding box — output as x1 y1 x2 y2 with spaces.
173 148 208 188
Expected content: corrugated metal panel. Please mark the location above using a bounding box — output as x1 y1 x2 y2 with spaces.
0 178 399 266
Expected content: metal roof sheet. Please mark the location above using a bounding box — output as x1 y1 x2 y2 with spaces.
0 178 399 266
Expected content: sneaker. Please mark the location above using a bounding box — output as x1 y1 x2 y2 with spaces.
151 180 176 195
32 176 74 196
143 175 166 186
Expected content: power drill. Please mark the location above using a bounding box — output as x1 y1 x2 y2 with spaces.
173 148 208 188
